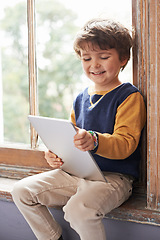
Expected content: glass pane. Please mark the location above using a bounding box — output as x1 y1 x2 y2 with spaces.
36 0 132 120
0 0 132 146
0 0 29 144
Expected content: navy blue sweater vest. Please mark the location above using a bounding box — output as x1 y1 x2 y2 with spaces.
73 83 142 178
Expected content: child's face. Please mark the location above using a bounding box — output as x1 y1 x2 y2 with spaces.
80 42 127 91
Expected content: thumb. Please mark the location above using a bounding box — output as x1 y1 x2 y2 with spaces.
74 126 79 132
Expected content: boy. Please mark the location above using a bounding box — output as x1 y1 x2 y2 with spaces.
12 18 146 240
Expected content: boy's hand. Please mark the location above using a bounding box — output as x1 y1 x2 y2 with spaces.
44 150 63 169
74 128 94 151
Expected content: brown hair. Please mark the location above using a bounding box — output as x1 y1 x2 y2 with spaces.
73 18 133 70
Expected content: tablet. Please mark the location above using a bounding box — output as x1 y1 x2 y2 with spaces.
28 115 107 182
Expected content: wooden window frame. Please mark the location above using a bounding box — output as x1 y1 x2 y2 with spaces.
0 0 160 212
132 0 160 211
28 0 38 149
0 0 52 177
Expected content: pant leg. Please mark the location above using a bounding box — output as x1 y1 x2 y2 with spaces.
11 169 80 240
63 173 133 240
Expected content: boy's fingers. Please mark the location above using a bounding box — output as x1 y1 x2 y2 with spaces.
57 157 63 162
48 150 57 158
52 153 58 158
74 126 79 132
74 129 86 140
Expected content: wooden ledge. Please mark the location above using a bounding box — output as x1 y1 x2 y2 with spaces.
0 177 160 226
0 177 17 202
105 194 160 226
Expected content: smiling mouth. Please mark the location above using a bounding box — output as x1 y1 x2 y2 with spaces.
91 71 106 75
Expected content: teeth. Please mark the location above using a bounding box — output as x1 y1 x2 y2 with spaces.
92 71 104 75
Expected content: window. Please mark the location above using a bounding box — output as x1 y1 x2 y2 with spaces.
0 0 131 165
0 0 29 145
0 0 132 147
0 0 159 212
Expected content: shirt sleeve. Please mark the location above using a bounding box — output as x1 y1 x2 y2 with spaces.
70 108 76 126
96 92 146 159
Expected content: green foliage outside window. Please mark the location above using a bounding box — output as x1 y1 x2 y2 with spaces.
0 0 83 144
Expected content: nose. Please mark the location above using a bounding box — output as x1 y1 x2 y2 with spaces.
91 59 101 68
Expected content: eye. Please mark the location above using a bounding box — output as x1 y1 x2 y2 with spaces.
100 56 110 60
82 57 91 61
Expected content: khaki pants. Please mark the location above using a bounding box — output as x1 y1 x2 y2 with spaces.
11 169 133 240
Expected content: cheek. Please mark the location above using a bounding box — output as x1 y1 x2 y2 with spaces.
82 63 89 74
107 62 121 74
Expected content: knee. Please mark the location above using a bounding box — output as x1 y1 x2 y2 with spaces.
63 197 100 227
11 179 31 204
63 200 84 227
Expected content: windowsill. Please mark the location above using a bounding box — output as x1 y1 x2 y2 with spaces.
105 194 160 226
0 142 47 151
0 177 17 202
0 146 51 170
0 177 160 226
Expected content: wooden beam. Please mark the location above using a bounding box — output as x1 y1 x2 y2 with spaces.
0 147 50 169
133 0 160 211
146 0 160 211
27 0 38 148
132 0 148 191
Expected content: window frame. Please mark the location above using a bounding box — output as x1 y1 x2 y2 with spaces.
0 0 160 211
28 0 38 149
0 0 51 176
132 0 160 211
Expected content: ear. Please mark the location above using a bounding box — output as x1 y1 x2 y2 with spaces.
120 57 128 70
121 57 128 68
